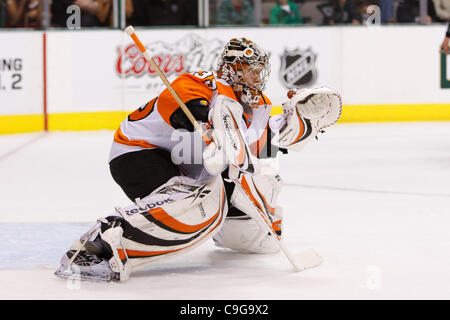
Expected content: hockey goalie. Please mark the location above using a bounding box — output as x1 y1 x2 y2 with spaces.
54 37 342 282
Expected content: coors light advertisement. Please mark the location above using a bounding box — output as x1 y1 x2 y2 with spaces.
116 34 224 96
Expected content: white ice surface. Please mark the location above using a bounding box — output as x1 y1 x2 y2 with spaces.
1 122 450 299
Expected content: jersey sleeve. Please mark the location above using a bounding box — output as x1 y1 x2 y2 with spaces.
156 72 215 130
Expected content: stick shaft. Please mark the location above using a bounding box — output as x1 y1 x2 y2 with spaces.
241 181 303 271
254 207 302 271
125 26 210 144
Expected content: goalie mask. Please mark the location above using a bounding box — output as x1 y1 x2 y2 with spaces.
217 38 270 106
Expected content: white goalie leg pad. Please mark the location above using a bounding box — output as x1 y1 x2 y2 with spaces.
213 206 283 254
99 223 131 282
213 173 283 254
56 176 227 282
108 175 227 272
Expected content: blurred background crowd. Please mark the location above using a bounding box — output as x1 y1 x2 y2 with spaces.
0 0 448 28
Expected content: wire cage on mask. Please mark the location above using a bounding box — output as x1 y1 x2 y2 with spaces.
217 38 270 105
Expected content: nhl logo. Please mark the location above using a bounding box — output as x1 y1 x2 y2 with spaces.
279 48 318 89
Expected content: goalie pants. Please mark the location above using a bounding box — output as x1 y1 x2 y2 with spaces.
109 148 281 254
110 148 180 201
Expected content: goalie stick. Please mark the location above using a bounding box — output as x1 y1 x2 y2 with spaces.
125 26 322 272
124 26 211 146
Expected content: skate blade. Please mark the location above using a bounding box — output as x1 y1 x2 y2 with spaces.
54 269 114 283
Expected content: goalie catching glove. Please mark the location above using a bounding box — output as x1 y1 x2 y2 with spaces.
270 87 342 152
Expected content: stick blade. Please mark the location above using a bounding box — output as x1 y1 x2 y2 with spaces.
293 248 323 272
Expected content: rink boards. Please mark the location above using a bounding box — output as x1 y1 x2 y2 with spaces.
0 25 449 134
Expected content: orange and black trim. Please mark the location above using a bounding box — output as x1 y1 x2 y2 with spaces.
240 176 282 236
240 175 264 213
118 185 226 259
253 180 276 216
114 127 158 149
229 113 254 174
249 124 268 158
291 109 313 144
141 206 219 235
253 180 282 236
128 97 157 122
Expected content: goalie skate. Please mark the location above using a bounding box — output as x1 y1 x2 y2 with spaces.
54 249 118 283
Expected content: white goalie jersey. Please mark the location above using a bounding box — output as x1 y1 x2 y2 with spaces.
55 74 341 282
109 71 275 182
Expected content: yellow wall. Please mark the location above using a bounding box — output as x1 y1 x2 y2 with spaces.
2 104 450 134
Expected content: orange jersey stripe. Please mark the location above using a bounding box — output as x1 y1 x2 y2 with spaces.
216 81 238 101
128 98 156 122
114 127 158 149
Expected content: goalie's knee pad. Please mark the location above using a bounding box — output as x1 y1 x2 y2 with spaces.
213 206 283 254
213 173 283 254
101 175 227 271
56 175 227 281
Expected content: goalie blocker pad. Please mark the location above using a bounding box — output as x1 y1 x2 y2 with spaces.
204 95 255 176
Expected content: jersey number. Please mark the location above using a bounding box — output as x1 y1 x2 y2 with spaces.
192 71 217 90
128 97 156 122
